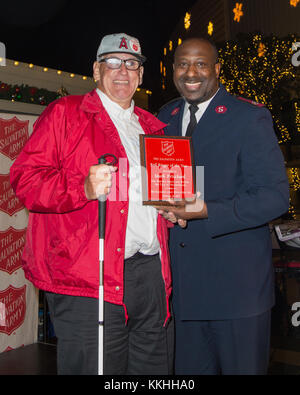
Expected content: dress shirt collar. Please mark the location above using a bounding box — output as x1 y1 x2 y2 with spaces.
183 88 220 121
96 88 135 121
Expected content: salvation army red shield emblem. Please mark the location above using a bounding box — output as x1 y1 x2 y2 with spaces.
0 117 29 160
0 227 26 274
171 107 180 116
215 105 227 114
0 285 26 335
161 140 175 156
0 173 24 216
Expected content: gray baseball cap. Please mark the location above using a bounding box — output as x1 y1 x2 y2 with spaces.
97 33 146 63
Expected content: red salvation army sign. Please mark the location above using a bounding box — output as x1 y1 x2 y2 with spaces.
0 173 24 216
0 227 26 274
0 285 26 335
0 117 29 160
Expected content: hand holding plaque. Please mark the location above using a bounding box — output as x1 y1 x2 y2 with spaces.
139 135 196 205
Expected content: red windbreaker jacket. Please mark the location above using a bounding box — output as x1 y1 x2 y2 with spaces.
10 89 172 321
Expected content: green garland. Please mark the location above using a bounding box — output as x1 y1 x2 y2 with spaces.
0 82 69 106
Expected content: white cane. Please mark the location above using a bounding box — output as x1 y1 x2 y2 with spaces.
97 153 117 375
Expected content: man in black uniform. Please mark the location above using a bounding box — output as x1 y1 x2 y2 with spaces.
158 37 289 375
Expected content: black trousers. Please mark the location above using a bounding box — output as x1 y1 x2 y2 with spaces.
46 252 174 375
174 310 271 375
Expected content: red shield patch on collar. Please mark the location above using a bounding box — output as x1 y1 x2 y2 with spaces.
215 105 227 114
171 107 180 116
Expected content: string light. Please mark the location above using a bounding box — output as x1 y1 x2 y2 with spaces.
208 21 214 36
289 168 300 191
289 198 296 219
7 59 92 80
258 43 266 57
290 0 300 7
295 103 300 132
233 3 244 22
217 34 297 143
184 12 191 30
286 169 299 218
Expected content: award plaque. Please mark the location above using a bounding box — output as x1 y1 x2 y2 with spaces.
139 135 195 205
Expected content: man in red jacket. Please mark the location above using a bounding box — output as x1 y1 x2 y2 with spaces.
10 33 174 375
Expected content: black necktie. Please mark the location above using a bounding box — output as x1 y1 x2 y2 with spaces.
185 104 198 137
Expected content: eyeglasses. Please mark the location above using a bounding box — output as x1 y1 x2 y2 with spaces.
99 57 142 70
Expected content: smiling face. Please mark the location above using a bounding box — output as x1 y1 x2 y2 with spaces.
93 52 143 109
173 39 221 104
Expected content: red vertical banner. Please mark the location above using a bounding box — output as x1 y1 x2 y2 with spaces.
0 113 38 353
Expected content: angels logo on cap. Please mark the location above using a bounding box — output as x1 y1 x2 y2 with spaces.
119 37 129 50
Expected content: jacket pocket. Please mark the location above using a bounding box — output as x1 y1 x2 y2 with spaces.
48 222 88 269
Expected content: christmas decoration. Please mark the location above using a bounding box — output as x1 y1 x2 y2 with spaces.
208 22 214 36
184 12 191 30
218 33 300 145
233 3 244 22
295 102 300 132
217 33 300 218
258 42 266 57
290 0 300 7
56 86 69 98
0 82 69 106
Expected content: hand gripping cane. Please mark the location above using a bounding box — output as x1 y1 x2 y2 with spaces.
97 153 117 375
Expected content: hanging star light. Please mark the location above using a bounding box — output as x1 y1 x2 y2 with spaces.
208 21 214 36
233 3 244 22
290 0 300 7
184 12 191 30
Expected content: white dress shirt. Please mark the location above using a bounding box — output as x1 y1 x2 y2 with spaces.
182 89 219 136
97 89 160 259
